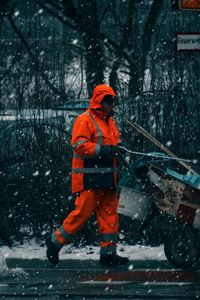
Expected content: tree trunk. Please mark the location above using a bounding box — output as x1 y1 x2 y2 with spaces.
128 63 141 96
141 0 163 77
83 34 105 96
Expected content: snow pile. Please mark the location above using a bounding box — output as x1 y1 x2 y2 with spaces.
0 240 166 278
0 239 166 261
0 251 27 279
60 244 166 261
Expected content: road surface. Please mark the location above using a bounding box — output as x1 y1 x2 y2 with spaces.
0 258 200 299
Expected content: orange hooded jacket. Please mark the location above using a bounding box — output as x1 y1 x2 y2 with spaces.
71 84 120 193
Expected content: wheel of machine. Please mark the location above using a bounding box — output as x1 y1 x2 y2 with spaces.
164 225 200 270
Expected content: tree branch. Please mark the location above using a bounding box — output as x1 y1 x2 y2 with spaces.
142 0 164 66
62 0 85 32
35 0 77 30
8 14 68 103
98 2 111 26
0 47 22 82
0 0 13 30
109 0 136 87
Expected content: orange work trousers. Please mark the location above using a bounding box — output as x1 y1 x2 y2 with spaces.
52 189 119 254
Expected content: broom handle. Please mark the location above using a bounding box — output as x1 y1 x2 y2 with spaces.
126 119 198 175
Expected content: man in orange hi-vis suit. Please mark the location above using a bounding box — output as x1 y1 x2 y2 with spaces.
46 84 129 266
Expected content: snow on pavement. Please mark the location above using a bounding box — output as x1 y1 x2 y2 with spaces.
0 251 27 279
0 239 166 278
0 239 166 264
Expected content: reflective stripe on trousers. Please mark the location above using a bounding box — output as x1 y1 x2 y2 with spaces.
72 167 116 174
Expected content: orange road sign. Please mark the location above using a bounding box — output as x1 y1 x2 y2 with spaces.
180 0 200 9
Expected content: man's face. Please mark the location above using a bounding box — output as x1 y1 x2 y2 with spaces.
101 95 115 116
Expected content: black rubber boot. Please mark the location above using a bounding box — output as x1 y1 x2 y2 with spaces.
46 236 60 265
99 254 129 266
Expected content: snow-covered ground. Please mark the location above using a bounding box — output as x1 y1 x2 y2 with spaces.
1 240 166 261
0 250 27 279
0 240 166 279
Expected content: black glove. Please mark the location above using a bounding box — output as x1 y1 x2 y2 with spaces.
99 145 119 156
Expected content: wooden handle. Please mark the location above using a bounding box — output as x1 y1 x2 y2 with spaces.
126 119 198 175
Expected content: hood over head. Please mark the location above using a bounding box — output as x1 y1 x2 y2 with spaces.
89 84 116 109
